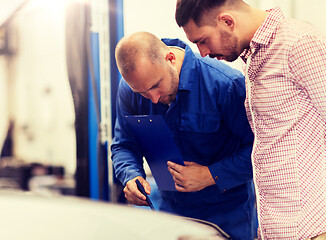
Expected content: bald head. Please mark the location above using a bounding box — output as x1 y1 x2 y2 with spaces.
115 32 169 76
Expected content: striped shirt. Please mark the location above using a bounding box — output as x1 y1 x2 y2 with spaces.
241 7 326 240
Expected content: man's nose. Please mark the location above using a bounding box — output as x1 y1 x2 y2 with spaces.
197 45 210 57
148 91 160 104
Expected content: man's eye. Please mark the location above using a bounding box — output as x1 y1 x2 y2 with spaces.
199 39 206 45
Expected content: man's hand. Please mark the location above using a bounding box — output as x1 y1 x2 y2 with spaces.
167 161 215 192
124 177 151 206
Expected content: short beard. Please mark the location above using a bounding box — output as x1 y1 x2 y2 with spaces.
221 30 240 62
165 66 179 104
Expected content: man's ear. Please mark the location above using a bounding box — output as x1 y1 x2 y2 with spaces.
166 52 176 64
218 13 235 31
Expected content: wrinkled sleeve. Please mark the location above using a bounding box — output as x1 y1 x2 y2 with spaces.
111 80 146 186
208 76 254 193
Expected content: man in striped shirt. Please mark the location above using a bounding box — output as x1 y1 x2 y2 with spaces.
176 0 326 239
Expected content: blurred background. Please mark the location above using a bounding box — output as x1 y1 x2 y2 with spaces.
0 0 325 202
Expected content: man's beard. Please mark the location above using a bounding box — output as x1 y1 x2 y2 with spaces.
160 67 179 105
214 30 240 62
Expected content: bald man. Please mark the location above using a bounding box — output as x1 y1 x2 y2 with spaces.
111 32 257 240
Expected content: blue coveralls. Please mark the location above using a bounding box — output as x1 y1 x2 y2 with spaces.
111 38 257 240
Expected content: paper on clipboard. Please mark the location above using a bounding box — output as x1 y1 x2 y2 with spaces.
125 115 184 191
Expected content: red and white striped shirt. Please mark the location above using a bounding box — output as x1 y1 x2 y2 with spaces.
242 7 326 240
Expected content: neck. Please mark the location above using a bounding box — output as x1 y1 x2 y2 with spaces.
238 7 269 48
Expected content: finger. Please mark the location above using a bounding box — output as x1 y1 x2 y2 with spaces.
124 186 148 206
168 166 183 181
168 168 185 188
138 178 151 195
125 193 149 206
167 166 175 175
175 183 188 192
167 161 184 173
173 178 184 187
125 180 146 201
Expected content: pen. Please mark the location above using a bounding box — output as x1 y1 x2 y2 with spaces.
135 179 155 210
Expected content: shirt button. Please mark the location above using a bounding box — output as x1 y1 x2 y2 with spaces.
223 189 226 192
215 176 219 180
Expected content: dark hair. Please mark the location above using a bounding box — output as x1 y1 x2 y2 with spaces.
175 0 227 27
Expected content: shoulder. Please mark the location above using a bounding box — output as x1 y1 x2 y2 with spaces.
117 79 135 99
118 78 132 91
276 18 325 47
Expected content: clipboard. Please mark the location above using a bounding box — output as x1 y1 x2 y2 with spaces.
125 115 185 191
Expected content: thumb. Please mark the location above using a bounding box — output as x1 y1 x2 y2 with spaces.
140 179 151 195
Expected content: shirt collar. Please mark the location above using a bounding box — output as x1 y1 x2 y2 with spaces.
252 7 284 46
161 38 196 91
240 7 284 62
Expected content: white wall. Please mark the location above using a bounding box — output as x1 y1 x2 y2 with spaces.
295 0 326 33
0 0 25 157
1 0 77 174
0 58 9 152
123 0 189 46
